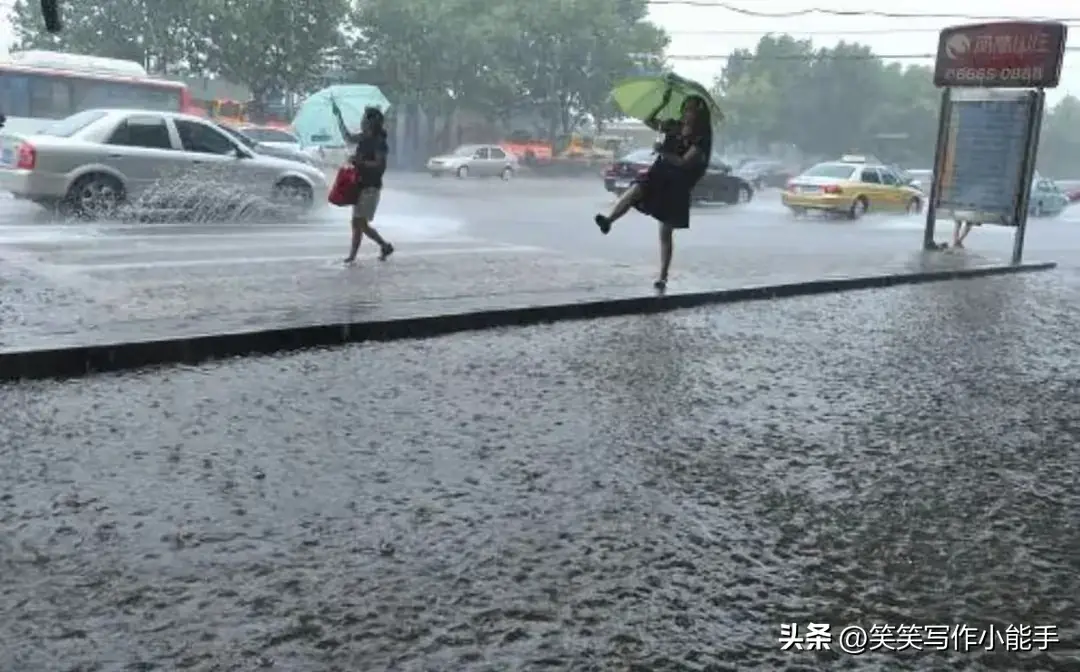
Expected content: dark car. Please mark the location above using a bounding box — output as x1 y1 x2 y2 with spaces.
602 148 753 205
213 122 318 167
736 160 793 189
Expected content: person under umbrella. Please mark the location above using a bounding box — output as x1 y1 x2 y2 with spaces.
332 103 394 264
594 88 713 291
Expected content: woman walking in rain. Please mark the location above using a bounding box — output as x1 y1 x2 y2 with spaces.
594 89 713 291
333 102 395 264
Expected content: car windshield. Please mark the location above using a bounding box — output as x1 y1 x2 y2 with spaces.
622 149 655 163
803 163 857 179
452 145 480 156
38 110 108 138
243 127 297 143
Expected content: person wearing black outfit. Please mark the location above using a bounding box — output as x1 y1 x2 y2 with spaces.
594 92 713 291
332 103 394 264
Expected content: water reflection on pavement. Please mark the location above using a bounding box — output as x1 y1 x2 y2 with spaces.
2 273 1079 671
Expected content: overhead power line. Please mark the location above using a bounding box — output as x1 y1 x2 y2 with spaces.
666 46 1080 61
668 23 1080 36
646 1 1080 22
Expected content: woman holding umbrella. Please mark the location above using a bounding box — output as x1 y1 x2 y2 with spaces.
595 75 717 291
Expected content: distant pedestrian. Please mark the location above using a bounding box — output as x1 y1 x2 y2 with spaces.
952 220 978 249
333 103 394 264
593 92 713 291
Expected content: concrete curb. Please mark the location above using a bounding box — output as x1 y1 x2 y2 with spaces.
0 261 1057 381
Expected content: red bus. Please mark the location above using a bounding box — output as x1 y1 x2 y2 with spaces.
0 50 197 134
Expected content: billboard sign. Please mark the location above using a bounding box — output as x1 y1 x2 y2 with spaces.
933 22 1067 88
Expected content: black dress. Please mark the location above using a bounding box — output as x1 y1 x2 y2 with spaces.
632 130 712 229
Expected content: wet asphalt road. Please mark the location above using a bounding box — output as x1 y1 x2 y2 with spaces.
2 172 1079 345
3 270 1080 671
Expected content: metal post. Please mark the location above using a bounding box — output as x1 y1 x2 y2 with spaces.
1011 89 1045 265
923 88 952 250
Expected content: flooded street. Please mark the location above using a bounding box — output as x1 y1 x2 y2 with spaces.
3 271 1079 671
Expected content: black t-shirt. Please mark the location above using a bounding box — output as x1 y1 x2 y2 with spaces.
684 132 712 184
351 132 388 189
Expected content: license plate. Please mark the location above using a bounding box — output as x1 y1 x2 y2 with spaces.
798 186 820 194
0 141 11 167
614 180 630 189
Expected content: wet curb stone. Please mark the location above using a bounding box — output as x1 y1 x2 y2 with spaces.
0 261 1057 381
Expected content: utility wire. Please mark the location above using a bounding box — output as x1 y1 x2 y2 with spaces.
668 23 1080 36
646 1 1080 22
667 46 1080 61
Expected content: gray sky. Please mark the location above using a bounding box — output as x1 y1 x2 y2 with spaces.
0 1 1076 104
651 0 1079 104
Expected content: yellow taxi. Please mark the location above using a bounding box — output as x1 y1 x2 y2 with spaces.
781 155 923 219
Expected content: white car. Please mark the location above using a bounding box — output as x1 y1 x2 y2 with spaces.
427 144 517 179
0 108 328 217
238 125 304 153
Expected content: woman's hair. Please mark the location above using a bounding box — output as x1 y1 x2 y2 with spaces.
681 95 711 136
363 106 386 137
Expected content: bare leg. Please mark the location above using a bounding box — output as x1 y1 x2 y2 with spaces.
655 223 674 290
360 221 394 259
595 183 643 234
953 221 973 248
344 218 364 263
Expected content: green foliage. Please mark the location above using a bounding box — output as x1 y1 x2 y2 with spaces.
191 0 346 97
347 0 669 136
1039 96 1080 178
713 35 940 165
11 0 201 73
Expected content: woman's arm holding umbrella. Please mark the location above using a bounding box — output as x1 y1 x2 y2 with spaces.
643 87 673 131
331 102 361 144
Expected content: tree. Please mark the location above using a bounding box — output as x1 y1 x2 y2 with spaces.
712 34 940 165
191 0 347 105
506 0 668 139
1039 96 1080 178
11 0 201 73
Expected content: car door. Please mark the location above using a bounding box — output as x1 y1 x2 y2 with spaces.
858 167 885 207
471 147 491 176
102 114 180 200
877 167 905 210
489 146 510 174
172 117 267 193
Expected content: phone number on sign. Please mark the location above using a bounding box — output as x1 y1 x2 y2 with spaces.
779 623 1059 654
942 66 1046 83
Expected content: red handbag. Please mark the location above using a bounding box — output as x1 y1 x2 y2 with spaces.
328 165 360 206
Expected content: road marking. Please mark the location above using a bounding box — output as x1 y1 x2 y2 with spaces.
52 244 549 271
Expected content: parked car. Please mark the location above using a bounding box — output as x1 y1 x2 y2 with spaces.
782 155 923 219
215 122 318 167
427 144 517 179
602 148 753 205
736 160 793 189
0 108 328 217
238 125 303 152
902 168 933 192
1029 176 1069 217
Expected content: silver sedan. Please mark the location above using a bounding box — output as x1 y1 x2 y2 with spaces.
0 108 328 217
427 144 517 179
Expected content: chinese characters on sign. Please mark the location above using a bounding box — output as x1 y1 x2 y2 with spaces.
936 91 1036 226
933 21 1067 88
779 622 1060 655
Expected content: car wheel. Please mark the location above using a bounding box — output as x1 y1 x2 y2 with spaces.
848 196 868 220
65 173 124 219
1032 202 1044 217
500 166 513 181
274 177 314 207
456 165 469 179
789 207 807 217
906 197 922 215
738 185 753 203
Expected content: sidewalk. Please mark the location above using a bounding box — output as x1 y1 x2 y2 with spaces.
0 240 1045 353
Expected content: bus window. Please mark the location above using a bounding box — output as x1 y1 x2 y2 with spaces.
70 79 181 112
0 73 31 117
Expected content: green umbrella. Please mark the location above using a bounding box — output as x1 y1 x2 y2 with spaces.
609 72 723 124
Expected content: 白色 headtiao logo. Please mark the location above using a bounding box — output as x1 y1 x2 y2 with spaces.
944 33 971 60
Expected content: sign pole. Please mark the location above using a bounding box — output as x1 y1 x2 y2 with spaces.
1011 89 1046 265
923 88 952 250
